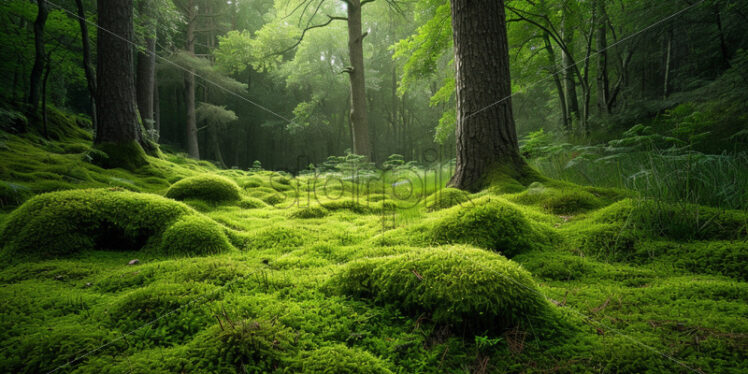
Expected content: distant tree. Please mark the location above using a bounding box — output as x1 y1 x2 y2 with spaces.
94 0 148 169
447 0 524 191
27 0 48 125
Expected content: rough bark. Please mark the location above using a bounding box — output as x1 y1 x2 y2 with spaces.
346 0 371 159
41 52 51 138
447 0 523 192
74 0 97 132
95 0 143 156
184 0 200 159
561 21 580 132
28 0 48 122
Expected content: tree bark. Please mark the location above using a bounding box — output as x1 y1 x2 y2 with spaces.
136 22 157 132
346 0 371 159
561 20 580 133
28 0 48 123
74 0 97 132
184 0 200 159
42 52 51 138
596 0 609 115
95 0 144 165
447 0 523 192
543 33 569 132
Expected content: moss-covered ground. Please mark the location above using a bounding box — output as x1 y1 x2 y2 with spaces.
0 126 746 373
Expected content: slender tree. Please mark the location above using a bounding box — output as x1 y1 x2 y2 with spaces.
94 0 147 169
28 0 48 124
447 0 524 191
136 0 158 134
74 0 97 132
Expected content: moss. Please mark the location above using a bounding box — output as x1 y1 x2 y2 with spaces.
0 181 31 208
424 187 472 211
290 206 329 219
633 240 748 281
320 199 373 214
159 215 232 256
0 188 229 259
91 141 148 170
331 245 551 332
591 199 748 241
239 197 267 209
293 345 393 373
429 199 544 257
165 174 241 203
261 192 286 206
246 226 305 250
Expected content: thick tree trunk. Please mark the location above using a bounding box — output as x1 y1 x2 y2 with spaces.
346 0 371 159
42 52 51 138
184 0 200 159
74 0 97 132
447 0 523 192
561 19 580 132
596 0 609 115
28 0 48 122
94 0 146 168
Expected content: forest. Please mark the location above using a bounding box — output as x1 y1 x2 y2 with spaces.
0 0 746 372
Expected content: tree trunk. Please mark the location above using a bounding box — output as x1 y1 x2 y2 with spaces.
136 27 157 132
184 0 200 159
447 0 523 192
663 27 672 99
346 0 371 159
561 17 580 132
95 0 146 168
543 33 569 132
42 52 51 138
596 0 609 115
28 0 48 123
154 74 160 134
74 0 97 132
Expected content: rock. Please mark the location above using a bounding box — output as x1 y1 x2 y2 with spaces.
128 259 140 265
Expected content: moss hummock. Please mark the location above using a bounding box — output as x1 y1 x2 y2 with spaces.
429 199 545 257
159 215 232 256
293 345 393 373
165 174 241 203
0 188 229 259
331 245 552 332
91 141 148 171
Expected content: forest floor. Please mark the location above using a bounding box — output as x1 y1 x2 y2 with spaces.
0 115 746 373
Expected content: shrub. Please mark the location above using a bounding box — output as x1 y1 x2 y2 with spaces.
424 188 472 211
331 246 551 332
430 200 543 257
159 216 232 256
165 175 241 203
293 345 393 373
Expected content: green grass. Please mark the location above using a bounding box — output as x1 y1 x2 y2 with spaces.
0 125 746 373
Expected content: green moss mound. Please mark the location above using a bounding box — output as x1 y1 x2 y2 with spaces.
0 188 230 259
0 188 192 258
159 216 232 256
430 200 543 257
247 226 305 250
293 345 393 373
0 181 30 208
165 174 241 203
238 197 267 209
290 206 329 219
321 199 373 214
331 246 551 332
261 192 286 206
513 183 605 214
424 187 471 211
634 240 748 281
592 199 748 241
